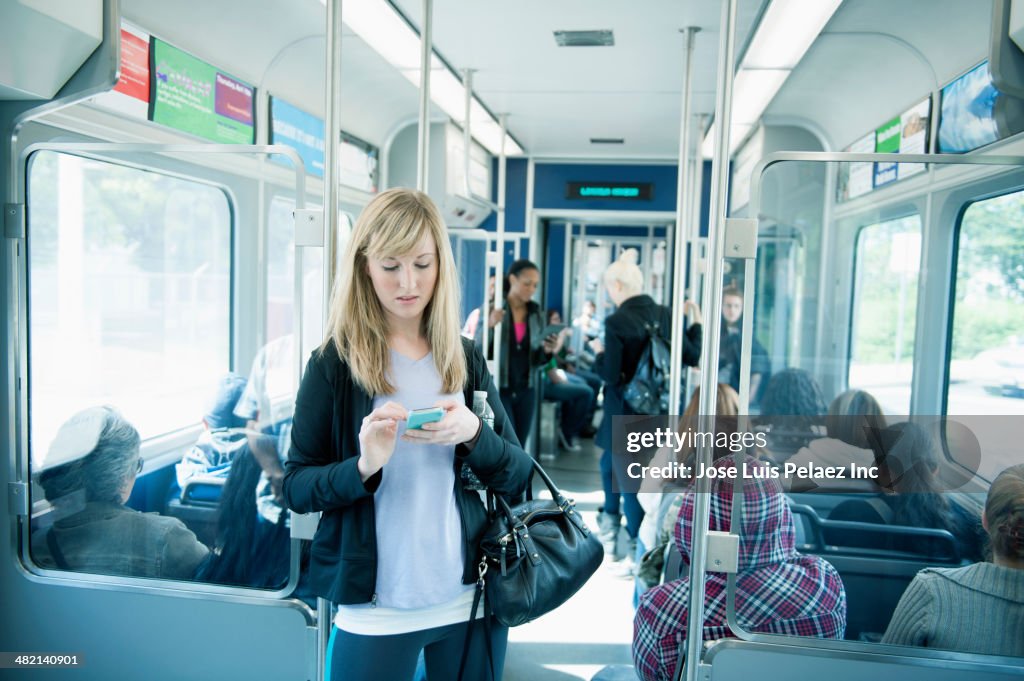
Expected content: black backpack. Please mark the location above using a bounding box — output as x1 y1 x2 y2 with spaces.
623 321 672 415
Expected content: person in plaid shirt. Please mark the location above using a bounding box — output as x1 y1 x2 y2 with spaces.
633 456 846 680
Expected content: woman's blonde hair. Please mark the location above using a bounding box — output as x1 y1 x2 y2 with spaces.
322 188 466 395
603 248 644 295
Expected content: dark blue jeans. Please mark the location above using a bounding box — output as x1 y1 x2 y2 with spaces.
599 448 644 539
543 376 594 439
327 617 508 681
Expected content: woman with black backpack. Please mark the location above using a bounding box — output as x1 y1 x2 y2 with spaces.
589 249 702 568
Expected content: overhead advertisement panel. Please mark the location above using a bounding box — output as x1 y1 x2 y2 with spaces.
838 132 875 201
91 22 150 118
938 60 1024 154
270 96 325 177
150 38 255 144
873 115 901 189
898 98 930 179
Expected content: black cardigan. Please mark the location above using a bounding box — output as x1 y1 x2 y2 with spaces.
281 337 534 605
594 294 702 387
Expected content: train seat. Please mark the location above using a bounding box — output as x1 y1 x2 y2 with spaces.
704 638 1024 681
786 502 963 641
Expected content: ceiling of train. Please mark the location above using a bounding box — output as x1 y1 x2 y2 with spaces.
122 0 993 159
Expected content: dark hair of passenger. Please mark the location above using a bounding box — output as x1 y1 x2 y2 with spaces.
759 368 827 418
872 421 953 528
984 464 1024 561
826 389 887 449
503 259 539 296
38 408 141 504
197 449 289 588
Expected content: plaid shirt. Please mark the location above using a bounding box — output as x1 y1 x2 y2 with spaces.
633 457 846 681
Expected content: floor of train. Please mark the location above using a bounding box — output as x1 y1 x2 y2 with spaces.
504 429 636 681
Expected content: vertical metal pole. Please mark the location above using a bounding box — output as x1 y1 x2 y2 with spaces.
668 27 699 415
319 2 343 679
416 0 433 192
323 0 343 304
492 114 508 379
463 68 474 196
681 1 738 680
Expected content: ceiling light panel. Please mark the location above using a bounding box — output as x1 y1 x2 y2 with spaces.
741 0 843 69
553 30 614 47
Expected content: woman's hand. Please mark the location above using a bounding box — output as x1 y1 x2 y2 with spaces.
684 299 703 325
543 333 563 354
357 401 408 481
488 308 505 328
588 338 604 354
401 399 481 447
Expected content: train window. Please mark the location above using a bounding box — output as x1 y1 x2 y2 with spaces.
848 215 922 415
946 190 1024 476
27 151 232 449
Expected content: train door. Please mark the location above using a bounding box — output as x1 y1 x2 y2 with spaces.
563 228 672 331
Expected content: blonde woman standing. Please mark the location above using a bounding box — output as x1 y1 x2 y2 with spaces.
283 189 532 681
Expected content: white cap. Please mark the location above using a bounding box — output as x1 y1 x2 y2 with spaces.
38 407 109 472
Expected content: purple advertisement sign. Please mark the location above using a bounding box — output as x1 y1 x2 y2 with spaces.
215 72 253 126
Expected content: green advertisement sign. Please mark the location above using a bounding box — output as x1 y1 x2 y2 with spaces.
875 116 902 153
151 39 254 144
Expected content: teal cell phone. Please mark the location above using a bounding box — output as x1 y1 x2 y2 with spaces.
406 407 445 429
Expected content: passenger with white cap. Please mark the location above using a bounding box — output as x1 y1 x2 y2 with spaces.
32 406 209 580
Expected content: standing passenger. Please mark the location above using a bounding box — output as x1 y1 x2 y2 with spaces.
718 285 770 406
590 249 701 563
474 259 562 446
282 188 533 681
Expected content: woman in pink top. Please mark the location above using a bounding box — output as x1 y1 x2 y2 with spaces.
473 259 561 446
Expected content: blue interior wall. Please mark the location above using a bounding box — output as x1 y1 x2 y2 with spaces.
544 222 567 314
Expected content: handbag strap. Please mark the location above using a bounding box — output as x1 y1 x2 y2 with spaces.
457 562 495 681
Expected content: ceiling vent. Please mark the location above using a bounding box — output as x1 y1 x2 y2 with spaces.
554 30 614 47
590 138 624 144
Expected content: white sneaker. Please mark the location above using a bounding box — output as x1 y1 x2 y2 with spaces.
557 431 581 452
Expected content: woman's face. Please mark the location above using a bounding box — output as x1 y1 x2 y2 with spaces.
366 231 438 328
722 294 743 324
508 268 539 303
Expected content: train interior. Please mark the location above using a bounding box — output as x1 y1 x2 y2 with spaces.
2 0 1023 679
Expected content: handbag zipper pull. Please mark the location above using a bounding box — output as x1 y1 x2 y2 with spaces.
500 544 507 576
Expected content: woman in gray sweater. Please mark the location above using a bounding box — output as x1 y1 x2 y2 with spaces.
882 464 1024 656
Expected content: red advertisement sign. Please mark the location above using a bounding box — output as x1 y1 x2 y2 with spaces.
113 28 149 102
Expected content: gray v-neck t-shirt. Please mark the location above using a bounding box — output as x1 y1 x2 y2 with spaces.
370 350 470 609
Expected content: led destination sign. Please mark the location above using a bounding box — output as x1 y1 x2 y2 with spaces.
567 182 653 200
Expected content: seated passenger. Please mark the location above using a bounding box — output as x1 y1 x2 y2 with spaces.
785 389 886 491
234 334 296 525
542 309 597 451
32 407 209 580
828 421 986 562
195 445 290 589
174 373 249 502
882 464 1024 656
757 368 827 463
633 456 846 681
636 384 741 591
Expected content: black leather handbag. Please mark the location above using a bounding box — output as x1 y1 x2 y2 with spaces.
475 460 604 627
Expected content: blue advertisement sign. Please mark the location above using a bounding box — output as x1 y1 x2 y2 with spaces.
270 97 325 177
